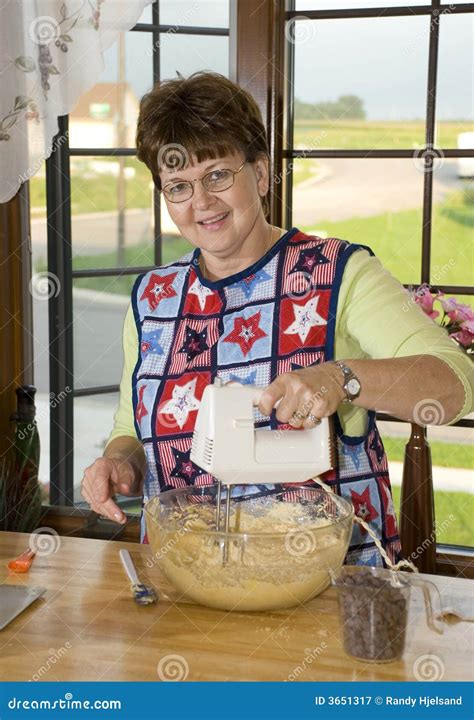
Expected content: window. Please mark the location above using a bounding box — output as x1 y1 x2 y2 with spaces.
32 1 229 508
282 1 473 550
31 0 472 558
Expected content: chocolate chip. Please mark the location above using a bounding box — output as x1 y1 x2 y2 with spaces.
335 568 408 662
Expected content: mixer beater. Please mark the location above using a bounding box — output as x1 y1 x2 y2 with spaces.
190 378 334 563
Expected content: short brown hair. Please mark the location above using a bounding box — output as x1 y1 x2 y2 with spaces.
136 72 270 207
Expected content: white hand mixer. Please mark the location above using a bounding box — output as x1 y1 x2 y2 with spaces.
190 378 335 562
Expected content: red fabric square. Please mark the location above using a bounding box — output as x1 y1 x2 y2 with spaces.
155 371 210 436
278 290 330 355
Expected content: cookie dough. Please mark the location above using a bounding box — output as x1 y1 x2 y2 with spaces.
146 495 351 611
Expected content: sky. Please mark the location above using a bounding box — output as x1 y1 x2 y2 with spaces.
100 0 473 121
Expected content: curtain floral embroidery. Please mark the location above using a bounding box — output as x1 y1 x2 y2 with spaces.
0 0 153 203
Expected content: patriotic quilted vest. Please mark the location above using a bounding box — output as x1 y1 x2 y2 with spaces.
131 228 402 567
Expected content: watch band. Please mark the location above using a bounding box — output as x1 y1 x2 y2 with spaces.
334 361 361 403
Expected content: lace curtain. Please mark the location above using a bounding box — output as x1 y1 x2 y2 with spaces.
0 0 153 203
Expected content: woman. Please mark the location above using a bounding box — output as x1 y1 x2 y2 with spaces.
81 72 473 566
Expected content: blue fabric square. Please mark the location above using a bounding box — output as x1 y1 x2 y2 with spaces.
224 255 277 309
138 320 175 377
218 303 274 364
337 437 371 478
136 266 187 318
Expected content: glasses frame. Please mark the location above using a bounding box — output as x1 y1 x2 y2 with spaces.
160 160 248 203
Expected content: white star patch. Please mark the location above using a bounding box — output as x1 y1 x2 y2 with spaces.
159 378 200 429
151 282 165 298
284 296 326 343
188 277 214 311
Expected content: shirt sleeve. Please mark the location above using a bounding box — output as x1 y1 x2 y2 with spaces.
104 303 139 448
336 248 474 425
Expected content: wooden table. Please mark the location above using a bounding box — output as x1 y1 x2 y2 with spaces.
0 531 472 682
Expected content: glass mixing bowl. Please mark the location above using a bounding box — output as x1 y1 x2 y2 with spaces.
145 485 353 612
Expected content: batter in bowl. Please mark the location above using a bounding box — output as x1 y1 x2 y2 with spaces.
146 495 351 611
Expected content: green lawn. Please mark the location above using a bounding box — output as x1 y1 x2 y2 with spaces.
302 189 473 289
391 485 473 547
293 119 473 151
383 438 472 470
30 157 152 217
36 234 194 296
387 437 473 547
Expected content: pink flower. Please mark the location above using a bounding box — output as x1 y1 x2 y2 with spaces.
450 328 474 348
457 304 474 323
414 284 440 320
440 296 457 313
440 297 474 324
413 284 473 352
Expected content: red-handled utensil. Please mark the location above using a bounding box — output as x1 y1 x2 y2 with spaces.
8 548 36 573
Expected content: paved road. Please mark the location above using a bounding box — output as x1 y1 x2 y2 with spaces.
293 157 464 226
33 288 129 394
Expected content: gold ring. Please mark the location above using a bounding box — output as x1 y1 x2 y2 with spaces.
307 413 321 426
292 411 305 421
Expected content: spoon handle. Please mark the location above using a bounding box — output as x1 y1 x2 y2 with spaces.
119 549 139 585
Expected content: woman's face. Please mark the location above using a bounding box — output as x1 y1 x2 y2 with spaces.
159 150 269 258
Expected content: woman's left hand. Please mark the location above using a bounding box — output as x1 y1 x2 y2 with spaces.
258 364 347 428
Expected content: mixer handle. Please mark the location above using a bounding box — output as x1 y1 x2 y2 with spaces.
220 381 281 410
251 386 281 409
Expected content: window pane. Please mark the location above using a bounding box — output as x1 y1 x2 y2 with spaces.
436 12 474 148
69 32 153 149
431 164 474 289
434 441 474 546
160 34 229 77
70 157 155 270
381 421 474 548
72 280 132 391
159 0 229 27
291 16 428 149
73 392 120 503
290 158 423 283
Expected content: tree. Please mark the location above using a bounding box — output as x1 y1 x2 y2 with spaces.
294 95 366 120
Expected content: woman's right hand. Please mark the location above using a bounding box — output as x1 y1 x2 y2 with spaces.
80 456 143 524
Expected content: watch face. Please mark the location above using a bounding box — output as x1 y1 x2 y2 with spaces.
346 378 361 397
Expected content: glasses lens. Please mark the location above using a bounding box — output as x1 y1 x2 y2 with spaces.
163 182 192 203
202 169 234 192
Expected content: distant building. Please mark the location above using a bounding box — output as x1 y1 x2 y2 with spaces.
69 82 139 148
457 132 474 178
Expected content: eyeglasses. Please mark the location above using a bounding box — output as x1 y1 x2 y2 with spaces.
160 160 247 203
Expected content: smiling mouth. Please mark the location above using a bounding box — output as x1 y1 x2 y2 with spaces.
197 212 230 226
